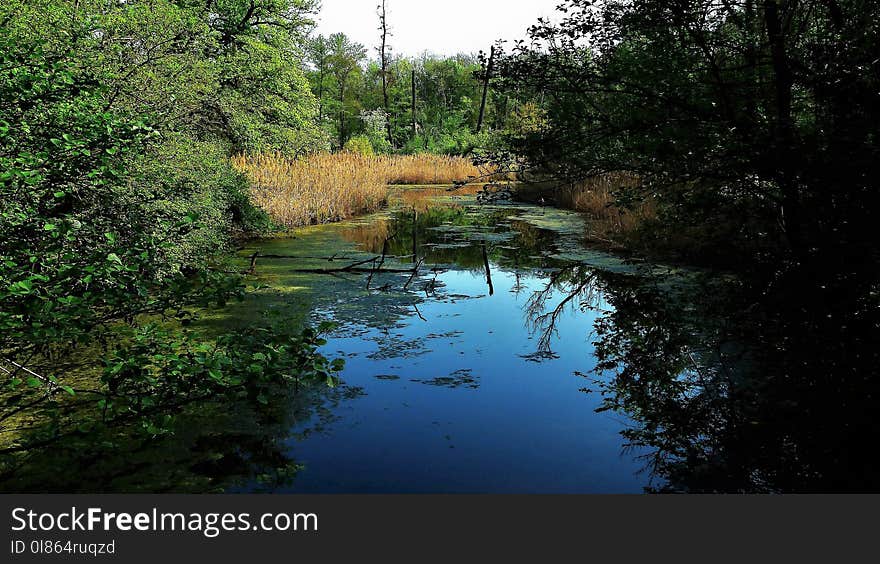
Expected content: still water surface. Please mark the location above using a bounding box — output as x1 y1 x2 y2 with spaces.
6 187 873 492
236 189 657 492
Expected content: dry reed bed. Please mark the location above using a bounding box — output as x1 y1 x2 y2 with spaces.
516 173 655 244
233 152 496 228
232 153 388 228
378 154 485 185
557 173 656 241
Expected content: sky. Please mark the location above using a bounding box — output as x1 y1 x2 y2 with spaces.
313 0 562 57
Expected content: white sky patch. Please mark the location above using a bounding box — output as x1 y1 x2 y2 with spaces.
313 0 562 57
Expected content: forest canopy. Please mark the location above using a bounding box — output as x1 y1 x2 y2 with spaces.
0 0 341 466
491 0 879 272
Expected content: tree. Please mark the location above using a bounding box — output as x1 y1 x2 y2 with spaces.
307 34 333 124
204 0 318 47
205 0 324 153
377 0 394 146
328 33 367 149
216 29 323 154
495 0 880 271
476 46 495 133
0 0 340 463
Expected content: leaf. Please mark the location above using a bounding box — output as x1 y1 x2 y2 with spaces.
12 279 34 294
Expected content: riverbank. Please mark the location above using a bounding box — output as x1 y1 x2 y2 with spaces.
233 153 499 230
511 177 756 269
511 177 655 253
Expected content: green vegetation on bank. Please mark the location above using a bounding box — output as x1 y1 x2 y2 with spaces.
490 0 879 273
304 33 507 155
0 0 341 466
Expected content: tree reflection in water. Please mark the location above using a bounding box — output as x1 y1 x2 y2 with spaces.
528 265 880 493
0 381 364 493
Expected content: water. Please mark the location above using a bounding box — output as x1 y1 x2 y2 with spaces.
6 188 876 493
283 271 640 493
234 192 655 493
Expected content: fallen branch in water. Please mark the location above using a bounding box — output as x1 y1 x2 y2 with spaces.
0 358 66 426
246 253 382 276
244 251 437 288
404 258 425 290
289 266 417 274
0 358 58 392
257 254 380 268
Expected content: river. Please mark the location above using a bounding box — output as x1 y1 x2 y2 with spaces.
215 187 687 493
4 187 875 493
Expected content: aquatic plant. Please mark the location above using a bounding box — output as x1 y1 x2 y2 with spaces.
516 173 656 248
233 152 389 228
232 152 499 228
378 154 487 185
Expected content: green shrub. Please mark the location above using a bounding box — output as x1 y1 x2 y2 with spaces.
343 135 375 156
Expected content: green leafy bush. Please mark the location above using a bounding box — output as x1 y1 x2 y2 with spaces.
343 135 375 156
0 12 338 452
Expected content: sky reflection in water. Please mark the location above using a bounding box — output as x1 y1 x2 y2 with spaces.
269 199 650 493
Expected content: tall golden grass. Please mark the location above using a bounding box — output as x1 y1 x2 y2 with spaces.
517 173 655 245
378 154 485 185
557 173 656 243
232 152 495 228
232 152 388 228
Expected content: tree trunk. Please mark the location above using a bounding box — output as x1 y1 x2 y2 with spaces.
339 83 346 149
763 0 803 255
411 69 417 139
317 64 325 122
476 45 495 133
379 0 393 146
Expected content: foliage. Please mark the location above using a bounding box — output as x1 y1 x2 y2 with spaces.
359 109 392 153
0 0 340 457
305 33 508 154
344 135 375 156
0 29 168 356
218 33 324 154
99 323 343 423
494 0 880 271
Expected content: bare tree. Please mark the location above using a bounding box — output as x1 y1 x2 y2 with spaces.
377 0 393 145
476 45 495 133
